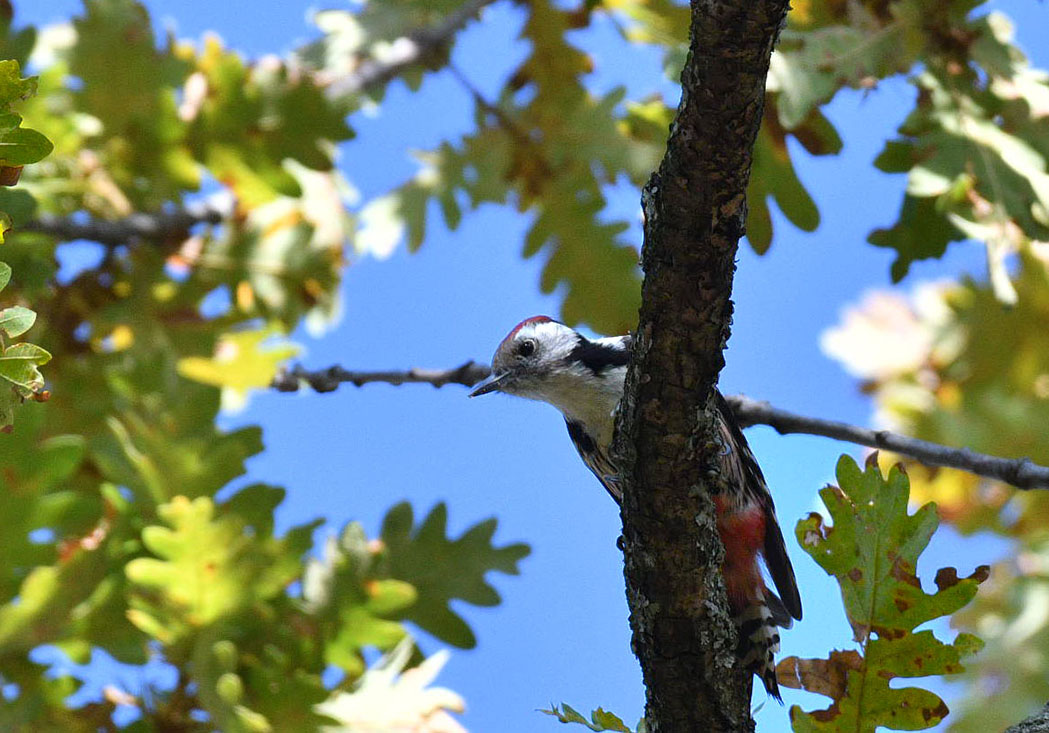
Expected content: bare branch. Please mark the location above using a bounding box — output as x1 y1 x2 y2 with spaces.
22 204 224 247
271 363 1049 491
271 361 489 393
725 394 1049 491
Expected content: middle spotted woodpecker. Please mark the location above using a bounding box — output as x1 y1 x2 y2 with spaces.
470 315 802 700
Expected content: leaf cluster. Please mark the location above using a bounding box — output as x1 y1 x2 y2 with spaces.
325 0 1049 331
541 702 645 732
345 0 656 333
0 58 50 429
0 2 532 729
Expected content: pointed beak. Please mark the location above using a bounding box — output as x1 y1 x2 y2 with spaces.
469 371 510 397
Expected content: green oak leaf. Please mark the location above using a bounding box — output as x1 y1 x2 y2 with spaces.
192 629 335 733
302 523 416 677
101 412 264 505
0 659 99 730
0 125 52 166
0 59 36 105
125 496 318 642
872 36 1049 283
380 502 530 649
188 36 352 206
68 0 195 206
527 175 641 335
868 194 963 282
747 118 821 254
0 61 52 166
768 19 921 130
197 162 350 329
0 547 111 656
778 455 988 731
0 188 37 226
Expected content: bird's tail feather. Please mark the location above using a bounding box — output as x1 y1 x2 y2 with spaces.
734 588 785 702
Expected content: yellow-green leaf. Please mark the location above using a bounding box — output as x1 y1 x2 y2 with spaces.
0 341 50 392
178 327 299 407
0 305 36 338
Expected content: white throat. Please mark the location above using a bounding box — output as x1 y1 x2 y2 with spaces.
531 364 626 447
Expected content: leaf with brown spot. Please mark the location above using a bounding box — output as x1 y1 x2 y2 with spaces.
934 565 990 592
777 650 861 699
786 456 986 731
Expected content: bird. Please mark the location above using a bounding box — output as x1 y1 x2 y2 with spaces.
469 315 801 700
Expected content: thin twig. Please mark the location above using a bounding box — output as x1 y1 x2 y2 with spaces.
272 362 1049 490
271 361 490 393
445 63 556 179
324 0 497 99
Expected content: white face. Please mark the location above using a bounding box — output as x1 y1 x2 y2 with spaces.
488 318 581 398
471 317 628 443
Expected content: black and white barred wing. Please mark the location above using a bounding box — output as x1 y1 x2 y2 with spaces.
564 418 623 504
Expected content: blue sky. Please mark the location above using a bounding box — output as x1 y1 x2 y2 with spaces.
19 1 1049 731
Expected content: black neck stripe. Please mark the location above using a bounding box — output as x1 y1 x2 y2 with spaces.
568 336 630 374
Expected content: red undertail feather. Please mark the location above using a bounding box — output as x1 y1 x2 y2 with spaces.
710 391 802 700
714 495 790 701
550 380 800 700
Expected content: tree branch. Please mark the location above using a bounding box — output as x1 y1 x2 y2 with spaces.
323 0 497 99
22 204 224 247
271 362 1049 491
271 361 489 393
726 395 1049 491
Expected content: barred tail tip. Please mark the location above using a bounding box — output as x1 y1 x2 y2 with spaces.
735 592 785 703
762 667 783 703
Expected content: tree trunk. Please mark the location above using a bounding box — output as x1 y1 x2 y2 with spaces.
611 1 790 731
1007 704 1049 733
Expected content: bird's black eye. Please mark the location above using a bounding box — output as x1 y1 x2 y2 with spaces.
517 339 536 357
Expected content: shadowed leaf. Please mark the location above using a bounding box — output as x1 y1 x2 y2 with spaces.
380 502 530 648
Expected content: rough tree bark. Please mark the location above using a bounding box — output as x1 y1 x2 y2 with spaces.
609 1 790 731
1007 705 1049 733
